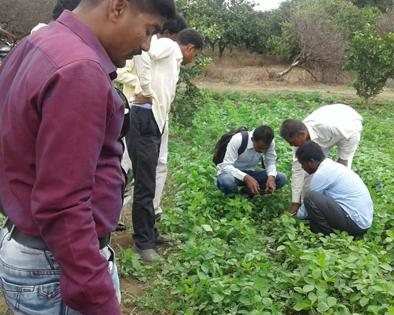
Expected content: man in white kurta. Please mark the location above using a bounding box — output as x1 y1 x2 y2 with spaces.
280 104 363 216
126 29 203 262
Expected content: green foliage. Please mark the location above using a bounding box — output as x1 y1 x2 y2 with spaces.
346 26 394 102
120 92 394 314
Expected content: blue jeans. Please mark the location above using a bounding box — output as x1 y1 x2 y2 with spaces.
217 170 287 195
0 228 121 315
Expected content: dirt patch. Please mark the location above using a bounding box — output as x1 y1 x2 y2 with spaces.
195 79 394 102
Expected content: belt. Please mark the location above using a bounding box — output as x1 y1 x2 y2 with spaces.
4 219 111 250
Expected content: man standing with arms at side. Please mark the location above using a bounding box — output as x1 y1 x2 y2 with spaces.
280 104 363 217
0 0 175 314
127 29 203 262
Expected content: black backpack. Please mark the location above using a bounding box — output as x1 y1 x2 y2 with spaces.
213 127 249 165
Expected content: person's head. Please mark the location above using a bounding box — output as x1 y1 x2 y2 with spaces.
75 0 176 67
280 119 310 147
252 125 274 153
295 141 325 174
176 28 203 65
52 0 81 20
159 13 187 40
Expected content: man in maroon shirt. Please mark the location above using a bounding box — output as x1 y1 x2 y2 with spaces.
0 0 175 314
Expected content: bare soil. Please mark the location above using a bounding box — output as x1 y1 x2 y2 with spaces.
195 79 394 101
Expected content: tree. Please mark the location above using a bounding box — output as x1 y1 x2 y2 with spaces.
345 26 394 103
267 0 380 83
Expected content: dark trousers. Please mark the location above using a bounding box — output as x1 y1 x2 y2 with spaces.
126 107 161 249
304 191 367 236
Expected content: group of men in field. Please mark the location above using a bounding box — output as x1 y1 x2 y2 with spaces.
0 0 373 313
216 104 373 237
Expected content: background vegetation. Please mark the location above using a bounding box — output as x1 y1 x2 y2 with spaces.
120 91 394 314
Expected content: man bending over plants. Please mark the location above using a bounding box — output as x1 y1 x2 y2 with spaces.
215 125 287 197
296 141 373 235
280 104 363 217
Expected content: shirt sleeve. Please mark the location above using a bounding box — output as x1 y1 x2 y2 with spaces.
309 171 331 193
115 60 139 87
217 135 247 181
264 139 277 177
134 52 155 98
31 61 121 315
291 147 305 204
337 131 361 160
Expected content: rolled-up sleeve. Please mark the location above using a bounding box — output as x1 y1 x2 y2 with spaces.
291 148 305 204
31 61 120 315
134 52 155 98
264 140 277 177
217 135 247 181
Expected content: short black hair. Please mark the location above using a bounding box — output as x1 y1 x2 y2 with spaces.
252 125 274 145
296 141 325 163
52 0 81 20
177 28 204 49
161 13 187 35
280 119 307 139
129 0 176 19
82 0 176 19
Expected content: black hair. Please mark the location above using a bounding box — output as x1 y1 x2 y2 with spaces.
252 125 274 145
176 28 204 49
296 141 325 163
280 119 307 139
160 13 187 34
82 0 176 19
129 0 176 19
52 0 81 20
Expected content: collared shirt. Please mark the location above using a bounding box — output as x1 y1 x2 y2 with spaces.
291 104 363 203
299 159 373 229
134 36 183 132
115 59 139 102
0 11 123 315
217 131 277 181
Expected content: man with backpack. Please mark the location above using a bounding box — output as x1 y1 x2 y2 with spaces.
215 125 287 196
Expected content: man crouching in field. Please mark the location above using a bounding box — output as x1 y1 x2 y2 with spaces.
295 142 373 235
216 125 288 197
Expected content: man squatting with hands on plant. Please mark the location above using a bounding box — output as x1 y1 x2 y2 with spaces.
126 28 204 263
280 104 363 218
0 0 176 313
216 125 288 197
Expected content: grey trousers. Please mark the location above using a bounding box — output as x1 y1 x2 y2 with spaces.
303 191 367 236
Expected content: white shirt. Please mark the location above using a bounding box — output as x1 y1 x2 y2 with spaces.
291 104 363 203
217 131 278 181
299 159 373 229
134 36 183 132
115 59 139 102
31 23 47 33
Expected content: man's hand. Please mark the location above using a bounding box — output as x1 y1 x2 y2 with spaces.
244 175 260 195
287 203 301 215
265 176 276 194
133 93 152 104
337 158 348 167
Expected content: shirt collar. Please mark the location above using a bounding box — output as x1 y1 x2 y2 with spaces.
247 131 254 149
57 10 117 80
305 123 318 141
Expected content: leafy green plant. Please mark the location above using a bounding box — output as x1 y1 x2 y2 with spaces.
120 91 394 314
346 25 394 103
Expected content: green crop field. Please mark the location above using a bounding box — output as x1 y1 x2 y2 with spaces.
119 91 394 314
